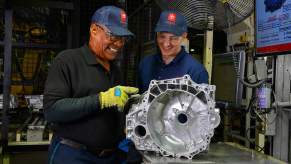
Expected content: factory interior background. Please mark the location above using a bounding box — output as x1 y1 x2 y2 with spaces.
0 0 291 163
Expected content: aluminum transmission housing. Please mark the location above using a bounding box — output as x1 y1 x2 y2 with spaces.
126 75 220 159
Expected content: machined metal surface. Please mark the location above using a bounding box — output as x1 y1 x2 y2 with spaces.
0 94 18 109
25 95 43 111
273 55 291 162
143 142 286 164
126 75 220 158
27 116 46 142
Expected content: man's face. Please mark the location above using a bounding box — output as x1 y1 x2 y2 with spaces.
89 24 126 61
156 32 186 59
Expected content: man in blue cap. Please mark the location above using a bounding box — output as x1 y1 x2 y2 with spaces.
138 10 209 92
44 6 139 163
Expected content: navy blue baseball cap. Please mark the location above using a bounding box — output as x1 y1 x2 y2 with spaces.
91 6 134 36
155 10 187 36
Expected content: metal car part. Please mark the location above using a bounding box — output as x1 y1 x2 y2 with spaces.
25 95 43 112
0 94 18 109
27 116 46 142
126 75 220 159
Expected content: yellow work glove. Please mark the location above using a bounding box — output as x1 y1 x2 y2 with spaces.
99 86 139 111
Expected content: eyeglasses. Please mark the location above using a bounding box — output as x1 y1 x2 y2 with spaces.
156 33 182 45
96 24 128 43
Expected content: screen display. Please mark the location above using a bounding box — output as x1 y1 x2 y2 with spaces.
256 0 291 55
212 51 245 107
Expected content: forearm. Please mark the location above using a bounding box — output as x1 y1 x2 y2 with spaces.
44 94 99 123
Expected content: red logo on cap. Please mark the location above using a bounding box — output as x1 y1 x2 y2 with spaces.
167 13 176 24
120 11 127 24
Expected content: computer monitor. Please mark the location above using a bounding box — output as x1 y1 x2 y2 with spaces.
212 51 245 107
256 0 291 55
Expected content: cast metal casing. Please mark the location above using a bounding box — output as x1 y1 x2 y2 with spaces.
126 75 220 159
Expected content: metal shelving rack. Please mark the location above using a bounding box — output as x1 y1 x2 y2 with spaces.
0 1 75 163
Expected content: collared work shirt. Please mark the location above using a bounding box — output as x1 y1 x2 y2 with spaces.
138 47 208 92
44 44 123 149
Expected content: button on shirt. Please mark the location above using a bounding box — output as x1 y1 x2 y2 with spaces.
138 47 209 93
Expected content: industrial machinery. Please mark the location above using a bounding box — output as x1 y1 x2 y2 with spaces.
155 0 254 30
126 75 220 158
0 5 71 164
125 0 290 162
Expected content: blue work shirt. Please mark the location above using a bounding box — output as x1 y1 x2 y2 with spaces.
138 47 209 92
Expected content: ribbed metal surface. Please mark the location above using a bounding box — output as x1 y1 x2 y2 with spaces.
143 142 285 163
127 75 220 158
155 0 254 30
228 0 254 18
215 0 254 29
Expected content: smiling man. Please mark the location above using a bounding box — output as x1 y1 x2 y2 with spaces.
44 6 138 164
138 10 209 92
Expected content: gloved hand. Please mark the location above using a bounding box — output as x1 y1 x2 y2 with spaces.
99 86 139 111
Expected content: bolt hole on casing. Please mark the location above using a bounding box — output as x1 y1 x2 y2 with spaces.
177 113 188 124
135 125 147 137
126 75 220 159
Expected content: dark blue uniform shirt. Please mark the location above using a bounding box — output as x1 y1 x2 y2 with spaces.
138 47 209 92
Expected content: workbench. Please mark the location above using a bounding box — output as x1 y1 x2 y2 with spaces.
142 142 286 164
